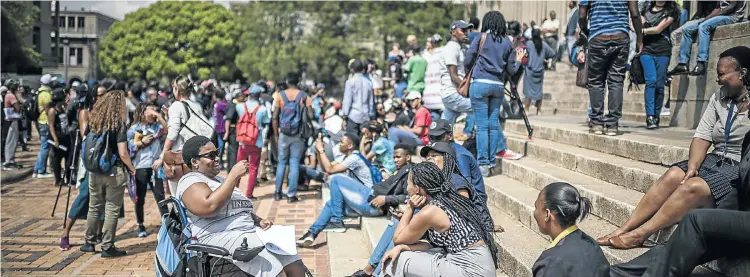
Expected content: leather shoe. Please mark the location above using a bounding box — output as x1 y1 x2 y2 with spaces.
80 243 96 253
274 192 283 201
667 63 689 76
595 235 613 246
287 196 299 203
608 235 644 250
689 62 706 76
101 246 127 258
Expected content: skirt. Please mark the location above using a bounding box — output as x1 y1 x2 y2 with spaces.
200 230 300 277
381 245 495 277
673 153 740 206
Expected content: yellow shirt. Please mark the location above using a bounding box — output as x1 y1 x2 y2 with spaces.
36 87 52 124
547 225 579 249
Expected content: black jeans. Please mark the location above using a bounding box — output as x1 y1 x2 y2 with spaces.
587 36 630 127
50 136 71 183
134 168 168 224
226 129 238 174
611 208 750 277
346 118 362 137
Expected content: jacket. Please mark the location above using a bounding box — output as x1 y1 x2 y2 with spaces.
464 33 521 83
372 163 413 207
738 130 750 211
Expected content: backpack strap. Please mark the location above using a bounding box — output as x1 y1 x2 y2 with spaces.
280 90 291 104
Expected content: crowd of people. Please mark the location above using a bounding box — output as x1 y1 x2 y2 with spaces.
1 1 749 277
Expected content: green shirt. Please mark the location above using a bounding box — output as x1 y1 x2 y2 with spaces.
404 55 427 93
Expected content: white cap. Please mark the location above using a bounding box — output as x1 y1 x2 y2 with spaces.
405 90 422 101
40 74 57 85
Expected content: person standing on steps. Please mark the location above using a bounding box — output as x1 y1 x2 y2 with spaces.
640 1 680 130
524 29 558 115
342 59 375 137
439 19 475 141
541 10 561 71
578 0 643 136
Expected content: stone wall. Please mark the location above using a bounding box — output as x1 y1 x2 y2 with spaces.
669 21 750 128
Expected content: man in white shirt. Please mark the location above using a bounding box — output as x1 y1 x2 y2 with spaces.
541 11 561 70
439 20 474 141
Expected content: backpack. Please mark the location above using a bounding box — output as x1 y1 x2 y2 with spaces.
24 94 40 121
354 152 383 185
279 91 305 136
628 55 646 92
236 103 261 145
512 36 529 65
81 131 118 174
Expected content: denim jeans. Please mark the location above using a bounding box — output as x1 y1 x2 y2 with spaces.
216 132 225 166
679 9 689 26
678 16 734 64
308 174 381 234
587 36 629 127
441 92 474 136
299 166 326 182
275 134 306 197
470 82 507 167
34 123 51 174
640 54 670 116
369 217 399 275
394 81 407 99
387 127 423 146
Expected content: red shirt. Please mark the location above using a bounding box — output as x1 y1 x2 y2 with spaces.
412 107 432 145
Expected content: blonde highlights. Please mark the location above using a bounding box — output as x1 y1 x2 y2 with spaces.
89 90 127 134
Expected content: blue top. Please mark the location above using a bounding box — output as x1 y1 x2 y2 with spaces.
127 122 164 169
451 142 487 203
464 32 521 84
467 32 482 44
580 0 630 40
342 73 375 124
235 99 270 148
372 137 396 174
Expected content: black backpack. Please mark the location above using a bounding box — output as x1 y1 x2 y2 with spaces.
628 55 646 92
24 94 40 121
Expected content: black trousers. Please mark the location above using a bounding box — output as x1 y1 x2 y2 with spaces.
226 129 238 174
587 36 629 127
346 118 362 137
610 208 750 277
50 136 71 183
134 168 168 224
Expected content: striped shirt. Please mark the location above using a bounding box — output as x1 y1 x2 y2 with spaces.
580 0 630 40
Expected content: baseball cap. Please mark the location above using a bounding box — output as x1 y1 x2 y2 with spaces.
405 91 422 101
317 83 325 89
248 84 264 96
40 74 57 85
420 141 456 159
428 119 453 137
450 20 473 31
71 81 81 88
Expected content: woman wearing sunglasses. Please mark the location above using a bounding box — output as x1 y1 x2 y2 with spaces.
176 136 309 277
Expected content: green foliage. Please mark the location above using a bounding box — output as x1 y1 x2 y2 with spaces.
99 1 240 80
1 1 42 71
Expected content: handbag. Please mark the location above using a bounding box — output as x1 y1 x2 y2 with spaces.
458 33 487 97
628 54 645 91
576 60 588 88
163 149 188 182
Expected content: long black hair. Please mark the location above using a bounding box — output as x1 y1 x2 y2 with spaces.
410 163 500 268
531 28 543 55
481 11 507 40
507 20 522 37
542 182 592 228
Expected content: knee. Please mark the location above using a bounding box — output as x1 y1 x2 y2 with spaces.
664 167 686 183
677 178 710 197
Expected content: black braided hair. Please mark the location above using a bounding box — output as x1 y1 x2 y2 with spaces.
182 136 212 169
481 11 507 40
410 163 500 268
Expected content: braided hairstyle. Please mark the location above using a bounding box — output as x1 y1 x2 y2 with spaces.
481 11 507 40
410 163 500 268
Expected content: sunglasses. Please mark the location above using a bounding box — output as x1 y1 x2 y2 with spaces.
197 150 219 161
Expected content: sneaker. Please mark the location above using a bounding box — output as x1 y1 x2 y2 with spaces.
36 173 54 179
668 63 689 76
100 246 127 258
348 270 373 277
605 126 619 136
32 173 38 178
646 116 658 130
296 232 317 247
321 221 346 233
480 165 491 177
660 107 671 116
590 125 604 135
137 225 148 238
287 196 299 203
80 243 96 253
274 191 284 201
60 236 71 251
497 149 522 160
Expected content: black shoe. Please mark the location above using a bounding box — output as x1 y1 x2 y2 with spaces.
80 243 96 253
287 196 299 203
655 117 661 128
296 232 317 247
689 62 707 76
322 221 346 233
646 116 658 129
348 270 373 277
668 63 689 76
100 246 127 258
274 192 283 201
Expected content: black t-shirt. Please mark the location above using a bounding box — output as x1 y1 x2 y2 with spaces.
225 102 239 127
393 110 413 127
642 8 674 57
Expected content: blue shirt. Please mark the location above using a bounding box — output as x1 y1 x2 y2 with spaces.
235 99 270 148
342 73 375 124
127 122 164 169
451 142 487 203
464 32 521 84
372 137 396 174
580 0 630 40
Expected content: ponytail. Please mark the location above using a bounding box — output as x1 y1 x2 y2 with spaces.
543 182 592 228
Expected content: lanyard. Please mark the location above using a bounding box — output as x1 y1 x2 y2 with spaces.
722 102 736 162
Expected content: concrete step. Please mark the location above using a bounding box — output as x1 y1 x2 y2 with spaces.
504 134 666 194
503 115 690 166
553 108 672 127
551 99 669 115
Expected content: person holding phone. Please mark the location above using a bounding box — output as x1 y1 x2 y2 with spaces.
127 102 169 237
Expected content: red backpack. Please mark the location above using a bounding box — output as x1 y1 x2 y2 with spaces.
236 103 261 145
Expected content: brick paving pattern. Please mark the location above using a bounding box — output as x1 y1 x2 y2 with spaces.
1 139 331 276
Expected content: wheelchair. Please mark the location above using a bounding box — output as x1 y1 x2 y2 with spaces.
154 197 313 277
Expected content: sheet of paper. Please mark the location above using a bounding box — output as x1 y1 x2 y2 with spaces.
256 225 297 256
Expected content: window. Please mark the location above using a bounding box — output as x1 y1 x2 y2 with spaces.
59 16 65 28
77 17 84 29
76 48 83 65
68 17 75 29
33 1 40 7
33 27 40 53
58 47 64 64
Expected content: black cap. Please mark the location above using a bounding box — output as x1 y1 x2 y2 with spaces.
420 141 456 159
428 119 453 137
450 20 474 31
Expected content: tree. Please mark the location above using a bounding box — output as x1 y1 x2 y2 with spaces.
99 1 240 81
1 1 41 73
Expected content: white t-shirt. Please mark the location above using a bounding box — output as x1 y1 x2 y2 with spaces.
423 47 445 110
338 152 374 187
439 40 466 98
542 19 560 37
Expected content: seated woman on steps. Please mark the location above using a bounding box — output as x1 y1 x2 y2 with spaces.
379 162 498 277
598 46 750 250
532 182 609 277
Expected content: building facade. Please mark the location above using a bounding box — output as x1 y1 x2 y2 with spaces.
475 0 574 39
43 8 117 82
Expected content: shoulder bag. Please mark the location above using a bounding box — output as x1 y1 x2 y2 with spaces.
458 33 487 97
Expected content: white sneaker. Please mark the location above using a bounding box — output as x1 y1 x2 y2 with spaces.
497 149 523 160
36 173 54 179
32 173 38 178
661 108 671 116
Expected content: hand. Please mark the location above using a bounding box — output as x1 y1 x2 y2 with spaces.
128 167 137 176
142 135 154 145
229 160 250 180
146 109 160 118
152 159 163 171
408 194 427 209
223 132 229 141
315 138 324 152
577 51 586 64
381 245 406 268
681 168 699 184
515 47 527 61
637 41 644 55
389 206 404 219
258 218 273 230
53 139 60 148
370 196 386 208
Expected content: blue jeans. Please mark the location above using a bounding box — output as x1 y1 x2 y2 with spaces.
387 127 423 146
679 9 689 26
308 175 381 234
299 166 325 182
275 134 306 197
394 81 407 99
34 123 50 174
369 217 399 275
640 55 670 116
678 16 734 64
470 82 507 167
441 93 474 136
217 132 225 164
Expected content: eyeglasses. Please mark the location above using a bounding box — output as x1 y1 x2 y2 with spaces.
197 150 219 161
425 153 443 160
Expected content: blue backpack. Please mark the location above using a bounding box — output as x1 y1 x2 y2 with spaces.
81 131 118 174
354 152 383 185
279 91 305 136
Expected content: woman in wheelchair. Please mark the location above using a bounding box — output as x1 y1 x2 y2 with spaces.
176 136 308 277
